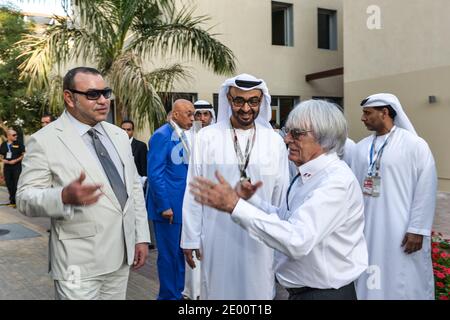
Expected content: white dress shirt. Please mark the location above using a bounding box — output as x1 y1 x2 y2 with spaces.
170 119 191 149
231 152 368 290
66 111 125 182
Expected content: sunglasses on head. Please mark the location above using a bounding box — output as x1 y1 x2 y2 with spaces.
68 88 112 100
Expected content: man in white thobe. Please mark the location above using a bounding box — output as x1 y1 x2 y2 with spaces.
181 74 289 299
182 99 216 300
189 99 368 300
352 93 437 300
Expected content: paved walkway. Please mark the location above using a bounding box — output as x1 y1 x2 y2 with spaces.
0 186 448 299
0 187 157 300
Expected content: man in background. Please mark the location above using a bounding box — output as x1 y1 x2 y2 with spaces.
353 93 437 299
0 129 25 206
193 100 215 128
182 99 215 300
41 114 54 127
121 120 155 249
147 99 195 300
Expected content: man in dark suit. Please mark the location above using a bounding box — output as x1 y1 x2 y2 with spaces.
121 120 156 249
121 120 147 179
146 99 194 300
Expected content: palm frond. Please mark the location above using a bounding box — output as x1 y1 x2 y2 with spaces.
45 74 64 115
146 63 189 93
109 52 166 131
71 0 116 38
16 16 103 111
130 4 236 75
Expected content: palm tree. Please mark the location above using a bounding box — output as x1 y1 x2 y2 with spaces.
17 0 235 131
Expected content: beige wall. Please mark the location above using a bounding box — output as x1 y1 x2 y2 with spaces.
136 0 344 139
174 0 344 99
344 0 450 191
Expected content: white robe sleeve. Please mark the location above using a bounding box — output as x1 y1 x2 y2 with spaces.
247 194 280 215
271 140 290 207
231 176 353 260
181 132 205 249
407 139 437 236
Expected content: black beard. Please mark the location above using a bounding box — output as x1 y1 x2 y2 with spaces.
234 110 259 126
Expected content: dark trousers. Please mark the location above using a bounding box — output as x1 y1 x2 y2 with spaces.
4 165 21 204
153 221 185 300
148 219 157 248
287 282 357 300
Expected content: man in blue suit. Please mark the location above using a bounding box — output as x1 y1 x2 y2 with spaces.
147 99 195 300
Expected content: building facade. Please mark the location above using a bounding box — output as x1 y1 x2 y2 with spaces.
141 0 344 128
344 0 450 191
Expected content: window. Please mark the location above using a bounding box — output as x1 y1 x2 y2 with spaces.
272 2 293 46
159 92 198 112
271 96 300 126
318 8 337 50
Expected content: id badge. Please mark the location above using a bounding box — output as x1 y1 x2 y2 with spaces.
371 175 381 197
6 152 12 159
363 176 373 196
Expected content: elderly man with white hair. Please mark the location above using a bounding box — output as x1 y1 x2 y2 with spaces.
352 93 437 300
181 73 289 299
189 99 368 300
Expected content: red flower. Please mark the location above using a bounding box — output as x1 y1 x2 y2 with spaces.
439 295 449 300
432 253 440 260
432 247 440 254
436 272 445 279
436 282 445 288
432 242 438 248
441 252 447 259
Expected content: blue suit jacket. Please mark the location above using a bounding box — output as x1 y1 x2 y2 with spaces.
146 123 188 224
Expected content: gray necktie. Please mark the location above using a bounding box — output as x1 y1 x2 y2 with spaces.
87 128 128 210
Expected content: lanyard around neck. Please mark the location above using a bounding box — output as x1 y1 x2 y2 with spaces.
368 127 396 176
230 120 256 180
286 173 300 211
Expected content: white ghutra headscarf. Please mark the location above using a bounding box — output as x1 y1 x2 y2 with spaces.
360 93 417 136
194 100 216 124
217 73 272 128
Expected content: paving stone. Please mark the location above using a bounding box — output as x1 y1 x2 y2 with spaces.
0 186 448 300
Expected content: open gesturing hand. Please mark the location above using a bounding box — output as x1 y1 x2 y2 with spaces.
235 179 263 200
190 171 240 214
61 172 103 206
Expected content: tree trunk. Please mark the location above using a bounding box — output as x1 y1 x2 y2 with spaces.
113 99 128 125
